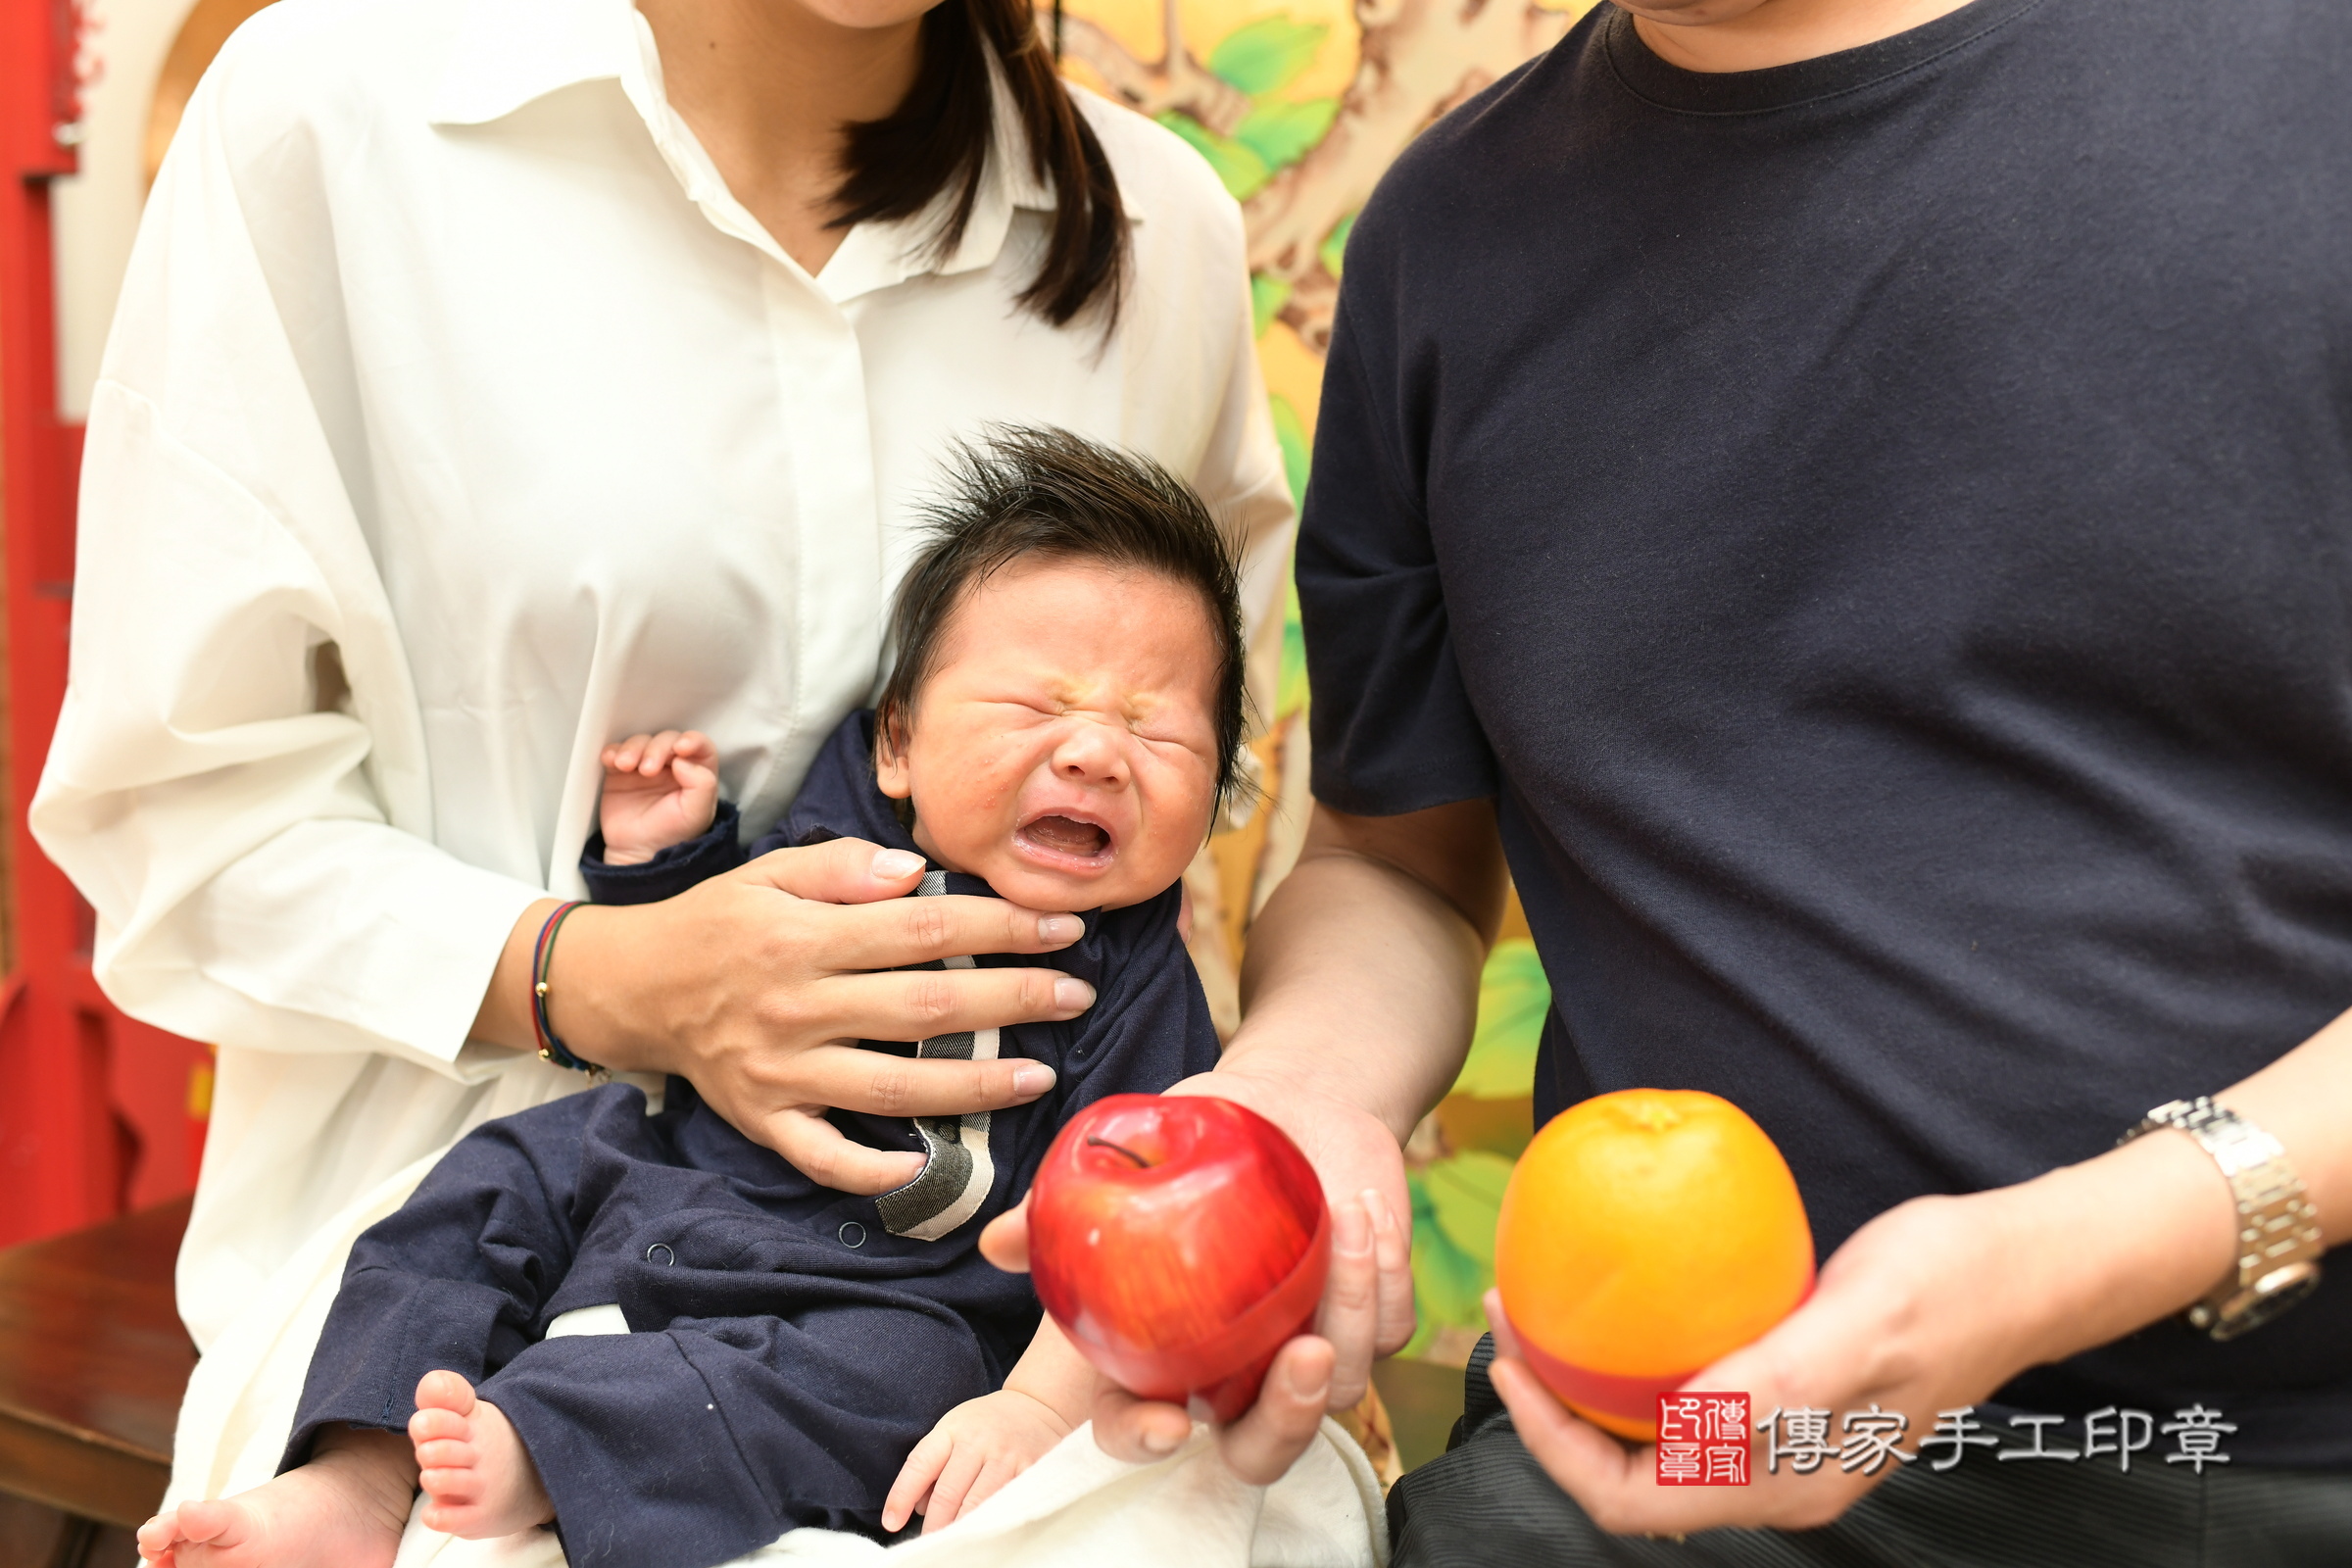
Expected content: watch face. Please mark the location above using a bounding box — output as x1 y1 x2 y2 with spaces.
2212 1262 2325 1342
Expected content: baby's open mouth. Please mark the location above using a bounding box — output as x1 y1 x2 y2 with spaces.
1017 813 1111 860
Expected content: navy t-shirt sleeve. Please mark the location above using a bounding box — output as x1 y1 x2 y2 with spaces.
581 800 747 905
1298 258 1499 817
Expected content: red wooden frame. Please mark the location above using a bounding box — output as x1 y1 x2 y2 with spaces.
2 0 210 1247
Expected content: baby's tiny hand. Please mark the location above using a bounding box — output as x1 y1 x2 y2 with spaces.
881 1388 1073 1536
598 730 719 866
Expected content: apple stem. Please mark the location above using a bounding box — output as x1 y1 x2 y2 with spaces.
1084 1135 1153 1169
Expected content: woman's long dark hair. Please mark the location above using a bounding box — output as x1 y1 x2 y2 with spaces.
833 0 1127 328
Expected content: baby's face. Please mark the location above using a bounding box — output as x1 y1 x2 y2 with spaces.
876 558 1223 912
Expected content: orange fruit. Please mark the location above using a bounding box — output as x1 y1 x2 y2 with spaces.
1494 1089 1814 1442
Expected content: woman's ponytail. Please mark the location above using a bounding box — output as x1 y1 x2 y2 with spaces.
833 0 1128 329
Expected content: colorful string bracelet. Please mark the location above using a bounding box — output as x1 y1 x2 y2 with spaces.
530 900 605 1078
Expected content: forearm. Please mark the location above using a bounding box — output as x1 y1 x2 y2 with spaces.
1004 1315 1099 1430
470 898 562 1055
467 900 693 1076
1222 803 1502 1141
2007 1005 2352 1367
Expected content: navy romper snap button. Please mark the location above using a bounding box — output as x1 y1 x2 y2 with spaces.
838 1222 867 1249
646 1243 675 1266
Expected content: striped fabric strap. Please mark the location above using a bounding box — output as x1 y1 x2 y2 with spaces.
874 870 1001 1240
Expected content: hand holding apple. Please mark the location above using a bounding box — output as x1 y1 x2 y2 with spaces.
1026 1094 1332 1422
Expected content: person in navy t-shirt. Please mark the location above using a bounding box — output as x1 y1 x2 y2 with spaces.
1253 0 2352 1563
136 429 1248 1568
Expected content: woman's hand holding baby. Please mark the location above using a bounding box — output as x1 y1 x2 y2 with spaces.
473 836 1098 1195
473 720 1102 1193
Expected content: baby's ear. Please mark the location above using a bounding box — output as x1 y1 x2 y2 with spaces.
873 713 914 801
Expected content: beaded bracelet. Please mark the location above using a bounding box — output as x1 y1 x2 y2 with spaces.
530 901 604 1077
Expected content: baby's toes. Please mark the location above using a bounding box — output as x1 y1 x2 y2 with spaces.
418 1491 487 1536
137 1510 183 1561
415 1435 478 1473
166 1499 240 1545
414 1369 478 1414
410 1403 471 1446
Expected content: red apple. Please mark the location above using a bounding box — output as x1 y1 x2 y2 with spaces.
1027 1094 1330 1422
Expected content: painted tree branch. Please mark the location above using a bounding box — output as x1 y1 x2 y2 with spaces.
1251 0 1579 351
1052 0 1581 352
1054 12 1254 137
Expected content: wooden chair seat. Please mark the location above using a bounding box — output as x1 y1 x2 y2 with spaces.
0 1197 193 1530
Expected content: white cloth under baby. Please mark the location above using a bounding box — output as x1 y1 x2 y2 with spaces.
388 1417 1387 1568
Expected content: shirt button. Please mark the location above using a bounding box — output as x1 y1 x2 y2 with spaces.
838 1222 867 1249
645 1243 675 1266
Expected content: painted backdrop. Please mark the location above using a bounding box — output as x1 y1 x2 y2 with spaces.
1056 0 1597 1364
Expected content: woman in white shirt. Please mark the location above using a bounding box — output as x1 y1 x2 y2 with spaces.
30 0 1296 1509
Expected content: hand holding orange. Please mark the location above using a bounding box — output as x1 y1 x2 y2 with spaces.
1494 1089 1814 1442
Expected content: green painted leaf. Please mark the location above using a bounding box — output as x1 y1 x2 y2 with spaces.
1402 1153 1513 1355
1423 1150 1513 1269
1251 273 1295 342
1153 112 1272 201
1403 1166 1492 1354
1206 16 1329 97
1453 938 1549 1100
1233 98 1339 172
1268 392 1309 504
1277 572 1309 720
1267 396 1311 723
1318 211 1357 280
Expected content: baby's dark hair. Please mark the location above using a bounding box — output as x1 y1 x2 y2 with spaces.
877 425 1250 814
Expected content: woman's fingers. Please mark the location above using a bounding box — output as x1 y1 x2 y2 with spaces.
784 1042 1060 1120
760 1109 927 1195
1218 1337 1337 1486
738 835 939 905
815 966 1095 1047
827 889 1093 969
737 840 1087 957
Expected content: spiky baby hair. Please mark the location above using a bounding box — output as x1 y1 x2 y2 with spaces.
877 425 1250 816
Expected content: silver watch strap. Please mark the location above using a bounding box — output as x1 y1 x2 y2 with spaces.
2123 1096 2324 1337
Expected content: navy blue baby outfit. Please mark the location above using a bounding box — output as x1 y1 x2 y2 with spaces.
284 711 1221 1568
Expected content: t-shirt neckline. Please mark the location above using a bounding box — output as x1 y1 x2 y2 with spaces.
1601 0 2047 116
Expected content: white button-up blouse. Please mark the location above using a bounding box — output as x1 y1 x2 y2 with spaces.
31 0 1291 1354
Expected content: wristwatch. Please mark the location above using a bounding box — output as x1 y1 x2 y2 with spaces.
2119 1097 2325 1341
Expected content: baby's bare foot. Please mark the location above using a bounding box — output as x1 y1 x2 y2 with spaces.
137 1428 413 1568
411 1369 555 1538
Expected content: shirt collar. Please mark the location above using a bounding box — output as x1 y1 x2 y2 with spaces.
428 0 631 127
428 0 1073 299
